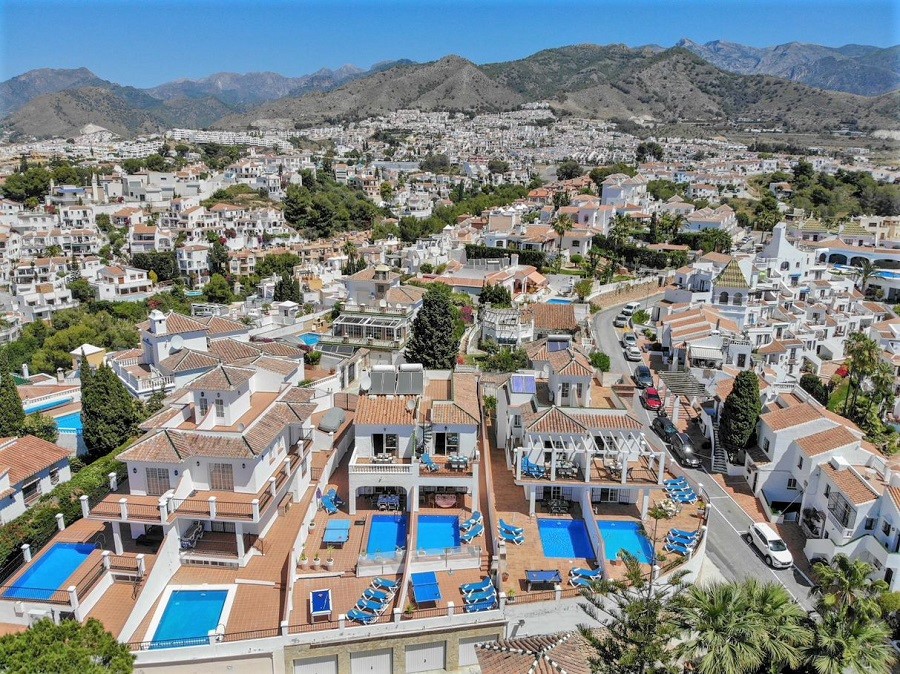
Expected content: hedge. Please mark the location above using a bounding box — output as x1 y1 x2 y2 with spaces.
0 441 132 573
465 244 546 270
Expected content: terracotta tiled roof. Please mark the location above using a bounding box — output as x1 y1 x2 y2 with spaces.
207 339 261 363
476 632 594 674
157 349 220 374
385 285 426 306
254 341 305 359
822 463 879 505
526 407 585 434
528 303 577 332
136 311 207 335
185 365 255 392
200 315 249 336
243 402 315 453
0 436 68 485
248 355 301 376
760 403 825 431
571 413 642 430
119 429 255 461
549 350 594 378
452 373 481 423
796 426 858 457
355 395 417 425
279 387 316 403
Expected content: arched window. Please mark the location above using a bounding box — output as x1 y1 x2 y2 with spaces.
719 291 729 305
732 293 743 306
780 261 790 271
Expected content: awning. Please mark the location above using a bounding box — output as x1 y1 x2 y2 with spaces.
527 271 548 286
689 346 724 361
411 572 442 605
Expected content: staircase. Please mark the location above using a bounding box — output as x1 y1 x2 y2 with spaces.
711 422 727 473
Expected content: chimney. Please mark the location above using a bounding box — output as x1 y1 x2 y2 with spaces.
510 253 519 267
21 364 29 380
56 368 64 383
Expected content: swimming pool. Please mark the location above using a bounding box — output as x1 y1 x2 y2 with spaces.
367 514 409 554
23 398 72 415
55 412 83 435
537 519 595 559
597 520 654 564
546 298 572 305
299 333 321 347
416 515 460 553
150 589 229 648
185 290 203 297
4 542 95 600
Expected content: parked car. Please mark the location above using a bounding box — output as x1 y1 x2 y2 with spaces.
624 346 642 362
651 416 678 443
640 387 662 411
622 333 638 348
633 365 654 388
670 432 701 468
613 314 629 328
745 523 793 569
620 301 642 317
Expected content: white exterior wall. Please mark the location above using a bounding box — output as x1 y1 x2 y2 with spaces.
354 424 416 459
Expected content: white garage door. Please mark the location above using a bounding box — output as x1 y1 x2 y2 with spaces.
294 654 338 674
406 641 446 673
350 648 393 674
458 637 484 667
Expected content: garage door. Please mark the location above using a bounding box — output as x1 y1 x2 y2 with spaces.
458 637 485 667
294 654 338 674
350 648 393 674
406 641 446 673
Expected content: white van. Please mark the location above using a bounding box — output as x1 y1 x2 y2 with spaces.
620 302 642 317
745 522 793 569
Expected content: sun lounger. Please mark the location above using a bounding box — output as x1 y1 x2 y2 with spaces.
460 512 483 532
670 492 698 504
320 495 339 515
499 519 524 535
460 522 484 543
664 477 688 486
420 453 440 472
570 567 602 579
463 588 497 604
670 528 700 540
666 532 698 545
465 598 497 613
355 598 388 614
460 578 494 595
363 588 391 603
347 608 378 624
326 488 344 506
569 575 595 588
372 577 399 592
664 541 694 556
500 530 525 545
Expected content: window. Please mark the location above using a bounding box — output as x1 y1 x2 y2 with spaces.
145 467 170 496
824 484 831 498
49 469 60 486
215 398 225 418
575 383 583 399
883 521 892 536
385 434 398 452
719 291 729 304
797 456 804 470
446 433 459 453
561 383 570 399
865 518 876 531
827 491 856 529
22 480 40 506
787 478 798 490
763 438 770 454
199 397 208 417
209 463 234 491
512 415 521 428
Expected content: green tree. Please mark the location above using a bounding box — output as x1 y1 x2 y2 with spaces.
67 278 95 303
379 181 393 202
632 309 649 325
793 159 816 190
809 612 894 674
81 360 139 459
0 352 24 437
552 213 573 259
487 159 509 174
20 413 58 443
811 554 891 622
574 278 593 301
800 373 829 405
556 159 582 181
590 351 611 372
405 286 459 369
589 163 636 191
0 166 52 202
719 370 761 456
203 274 233 304
482 347 528 373
0 618 133 674
635 141 664 163
478 283 512 308
843 333 880 417
143 153 168 172
855 259 877 295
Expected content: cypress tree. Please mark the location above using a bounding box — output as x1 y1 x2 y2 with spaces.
82 362 137 459
720 370 762 453
0 352 24 437
405 286 460 370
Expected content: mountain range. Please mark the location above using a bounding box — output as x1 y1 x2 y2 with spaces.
1 40 897 140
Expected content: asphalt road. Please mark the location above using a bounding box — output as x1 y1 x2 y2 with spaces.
591 294 816 610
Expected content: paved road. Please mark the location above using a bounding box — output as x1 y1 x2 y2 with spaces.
591 295 816 610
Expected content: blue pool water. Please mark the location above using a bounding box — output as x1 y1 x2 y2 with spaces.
416 515 460 553
23 398 72 415
597 520 654 564
367 514 409 554
299 333 321 347
537 519 595 559
151 590 228 648
185 290 203 297
4 543 95 600
55 412 83 435
546 298 572 305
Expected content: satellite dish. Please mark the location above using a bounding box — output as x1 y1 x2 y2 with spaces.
406 399 416 412
359 374 371 391
170 335 184 352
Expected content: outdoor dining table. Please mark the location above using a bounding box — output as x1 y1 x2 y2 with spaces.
448 456 469 471
377 494 401 510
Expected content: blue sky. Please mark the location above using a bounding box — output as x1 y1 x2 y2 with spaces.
1 0 897 86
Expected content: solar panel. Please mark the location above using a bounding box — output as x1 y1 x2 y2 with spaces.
369 371 396 395
510 375 536 394
397 371 414 395
547 340 568 352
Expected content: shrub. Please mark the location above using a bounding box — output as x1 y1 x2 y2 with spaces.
590 351 611 372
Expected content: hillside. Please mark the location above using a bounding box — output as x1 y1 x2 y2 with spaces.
214 56 525 130
678 39 900 96
0 67 109 116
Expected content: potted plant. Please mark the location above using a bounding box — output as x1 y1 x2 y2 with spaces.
404 602 415 617
312 553 321 570
506 588 516 604
325 546 335 571
298 551 308 570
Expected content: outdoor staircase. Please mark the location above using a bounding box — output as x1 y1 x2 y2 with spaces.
711 422 728 473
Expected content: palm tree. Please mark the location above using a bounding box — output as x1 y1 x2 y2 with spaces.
809 612 895 674
552 213 573 262
743 578 811 671
609 215 633 253
856 259 877 296
810 554 889 622
843 334 880 418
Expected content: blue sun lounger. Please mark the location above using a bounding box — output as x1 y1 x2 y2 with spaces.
670 528 700 539
420 453 440 472
500 530 525 545
499 519 524 536
355 598 388 614
320 495 339 515
326 488 344 506
463 588 496 604
569 575 595 588
347 607 378 624
664 540 694 556
465 597 497 613
570 567 602 579
372 577 399 592
460 512 483 532
461 522 484 543
460 577 494 595
363 588 391 603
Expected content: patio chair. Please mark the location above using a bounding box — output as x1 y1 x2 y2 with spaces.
570 567 602 579
372 577 399 592
326 488 344 507
461 523 484 543
420 454 440 472
463 588 497 604
521 458 545 478
320 495 339 515
465 598 497 613
460 578 494 595
664 540 694 556
499 530 525 545
499 519 524 536
347 608 378 624
569 575 595 589
460 512 483 532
